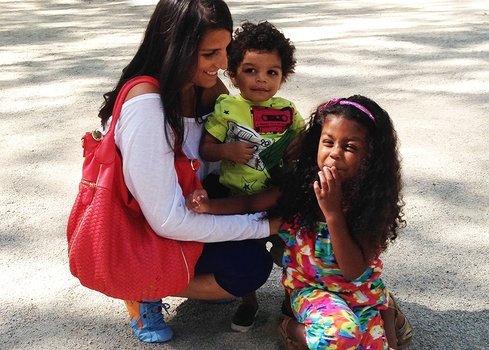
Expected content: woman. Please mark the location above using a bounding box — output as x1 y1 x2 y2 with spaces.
98 0 279 343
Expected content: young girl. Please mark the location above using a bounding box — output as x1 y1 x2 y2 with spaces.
273 95 406 349
193 20 304 332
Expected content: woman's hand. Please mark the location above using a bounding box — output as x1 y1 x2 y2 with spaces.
186 189 210 213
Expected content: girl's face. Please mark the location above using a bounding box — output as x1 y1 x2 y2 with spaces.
192 29 231 88
230 49 283 102
317 115 369 183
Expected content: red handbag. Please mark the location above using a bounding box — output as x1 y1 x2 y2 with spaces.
66 76 203 300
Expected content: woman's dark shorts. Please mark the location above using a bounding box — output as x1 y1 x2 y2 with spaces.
195 240 273 297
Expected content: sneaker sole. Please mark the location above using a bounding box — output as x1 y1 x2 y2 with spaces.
230 309 258 333
231 322 255 332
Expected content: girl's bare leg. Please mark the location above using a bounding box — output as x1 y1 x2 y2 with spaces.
278 316 308 349
287 318 307 345
381 308 398 349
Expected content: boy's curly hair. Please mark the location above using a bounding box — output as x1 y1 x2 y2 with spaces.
272 95 406 254
227 21 296 81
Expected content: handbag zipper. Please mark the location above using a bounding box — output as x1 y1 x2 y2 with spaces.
179 245 191 283
80 179 96 187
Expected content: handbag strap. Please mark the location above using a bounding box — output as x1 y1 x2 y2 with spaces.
107 75 188 160
108 75 160 135
96 76 160 162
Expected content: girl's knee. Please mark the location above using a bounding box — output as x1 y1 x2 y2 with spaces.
332 319 362 347
310 316 363 349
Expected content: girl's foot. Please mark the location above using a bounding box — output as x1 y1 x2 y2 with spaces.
278 316 308 350
388 293 413 349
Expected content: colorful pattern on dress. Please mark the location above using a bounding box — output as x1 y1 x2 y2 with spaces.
279 216 388 350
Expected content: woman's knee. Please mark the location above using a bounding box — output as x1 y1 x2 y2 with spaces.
199 241 273 297
223 241 273 295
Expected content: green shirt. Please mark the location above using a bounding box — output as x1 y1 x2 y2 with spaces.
205 94 304 195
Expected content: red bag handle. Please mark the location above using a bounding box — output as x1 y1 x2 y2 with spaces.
110 75 187 158
108 75 159 135
98 75 195 176
112 76 159 126
96 76 160 163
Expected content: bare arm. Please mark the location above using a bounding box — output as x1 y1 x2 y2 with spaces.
200 131 255 163
187 187 281 215
314 166 375 280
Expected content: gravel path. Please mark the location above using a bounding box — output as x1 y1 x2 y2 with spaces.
1 1 488 349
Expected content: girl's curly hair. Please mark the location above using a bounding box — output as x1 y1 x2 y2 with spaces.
227 21 296 81
272 95 405 253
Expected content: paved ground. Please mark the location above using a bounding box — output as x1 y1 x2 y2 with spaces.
1 0 488 349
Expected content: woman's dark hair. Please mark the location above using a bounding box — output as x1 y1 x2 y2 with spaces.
273 95 405 253
227 21 296 81
98 0 233 149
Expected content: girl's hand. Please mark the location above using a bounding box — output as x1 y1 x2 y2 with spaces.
313 166 343 216
186 189 210 213
315 167 370 279
224 141 255 164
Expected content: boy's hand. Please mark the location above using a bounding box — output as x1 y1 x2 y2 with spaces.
186 189 210 213
224 141 255 164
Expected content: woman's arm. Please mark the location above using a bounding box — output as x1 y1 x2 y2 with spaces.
187 187 281 215
115 94 271 242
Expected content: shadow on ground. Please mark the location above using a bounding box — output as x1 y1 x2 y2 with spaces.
1 1 488 349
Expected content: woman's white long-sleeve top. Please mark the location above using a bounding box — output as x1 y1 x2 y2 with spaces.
114 93 270 242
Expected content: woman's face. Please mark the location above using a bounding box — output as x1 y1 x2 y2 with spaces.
192 29 231 88
316 115 369 183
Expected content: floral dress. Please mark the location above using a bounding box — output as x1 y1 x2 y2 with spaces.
279 216 389 350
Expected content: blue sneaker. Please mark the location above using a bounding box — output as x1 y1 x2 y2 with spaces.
124 300 173 343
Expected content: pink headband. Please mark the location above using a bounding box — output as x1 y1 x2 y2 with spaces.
319 98 375 123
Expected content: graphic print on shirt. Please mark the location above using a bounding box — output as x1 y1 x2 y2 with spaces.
225 121 273 171
251 106 293 133
240 175 258 194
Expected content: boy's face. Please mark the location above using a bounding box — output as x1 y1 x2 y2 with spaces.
230 49 283 102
